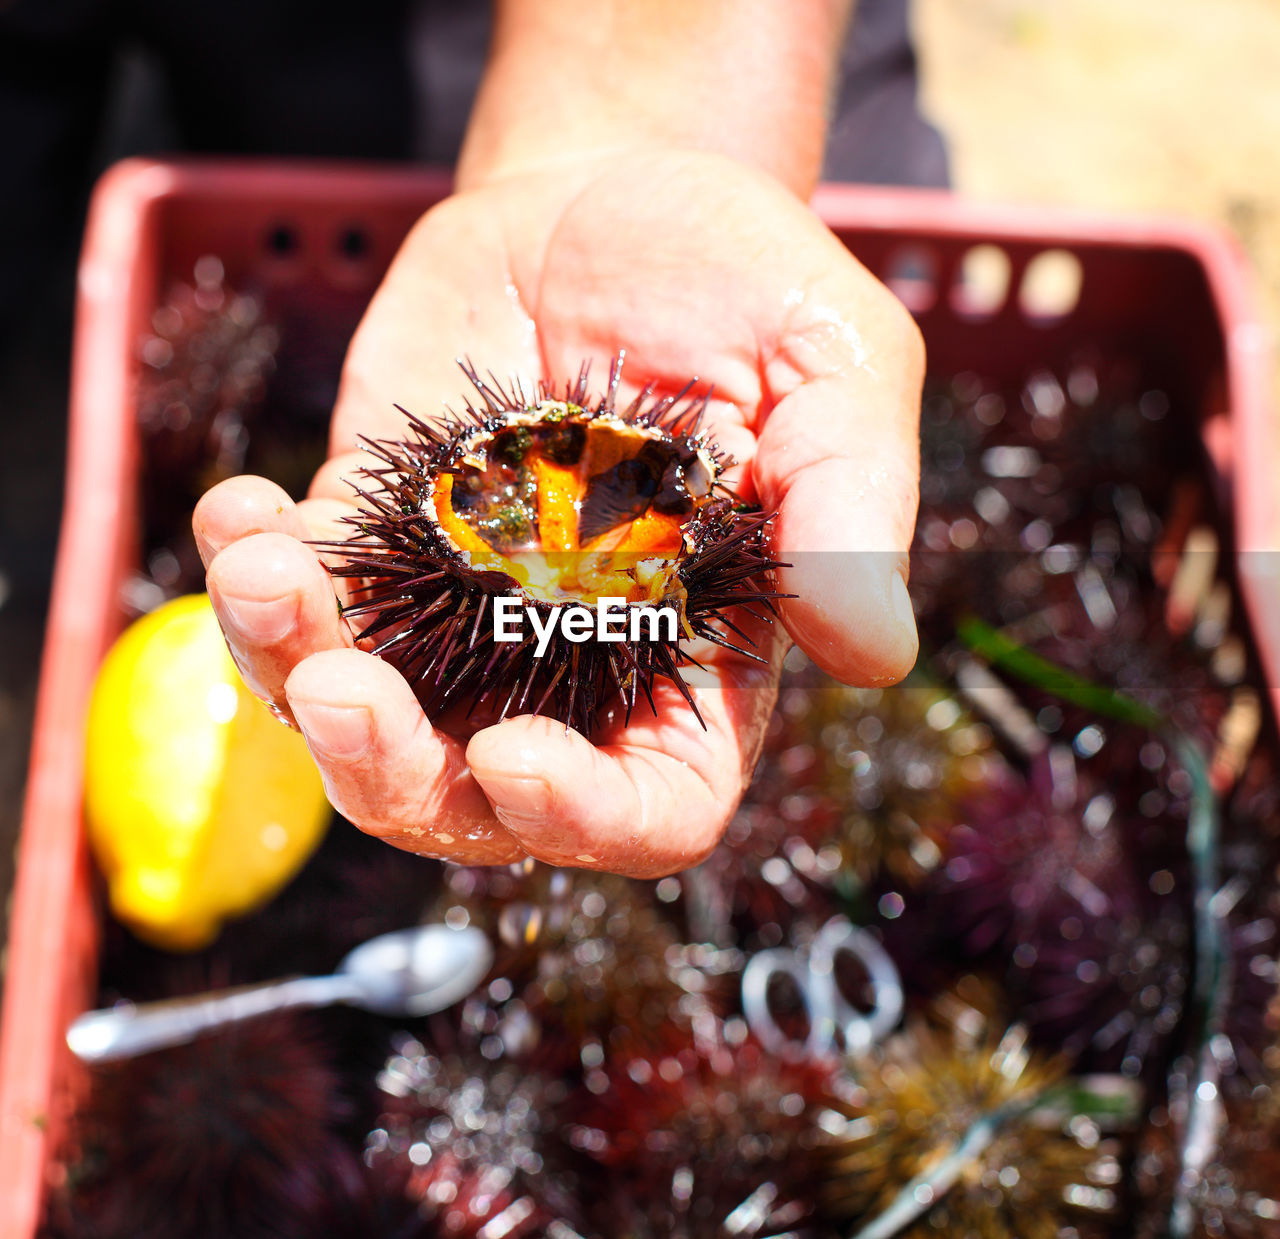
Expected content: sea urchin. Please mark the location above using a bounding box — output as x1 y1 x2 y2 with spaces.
320 356 784 734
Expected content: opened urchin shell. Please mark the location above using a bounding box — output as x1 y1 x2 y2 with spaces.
319 356 785 735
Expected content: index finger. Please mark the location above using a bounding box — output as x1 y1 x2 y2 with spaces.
754 266 924 686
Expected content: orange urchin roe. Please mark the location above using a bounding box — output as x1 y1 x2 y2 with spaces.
582 509 685 555
431 473 496 557
433 412 707 604
531 455 583 553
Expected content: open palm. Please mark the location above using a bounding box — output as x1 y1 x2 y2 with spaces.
194 149 923 877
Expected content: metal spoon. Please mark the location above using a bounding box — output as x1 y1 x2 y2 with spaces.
66 922 493 1063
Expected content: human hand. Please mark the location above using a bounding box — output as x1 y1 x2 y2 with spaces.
194 148 923 876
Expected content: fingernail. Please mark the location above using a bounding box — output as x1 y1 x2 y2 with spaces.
222 640 276 707
216 592 297 644
889 567 920 676
891 568 916 633
481 773 554 831
290 699 373 761
192 524 216 569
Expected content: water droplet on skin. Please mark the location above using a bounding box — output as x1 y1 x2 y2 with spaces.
263 699 299 730
807 305 871 369
504 282 538 349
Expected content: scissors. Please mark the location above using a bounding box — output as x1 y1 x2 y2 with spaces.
741 916 903 1057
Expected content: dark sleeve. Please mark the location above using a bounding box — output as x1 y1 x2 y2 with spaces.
822 0 951 188
0 0 115 336
127 0 417 159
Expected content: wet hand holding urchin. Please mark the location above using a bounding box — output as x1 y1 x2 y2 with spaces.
315 356 787 736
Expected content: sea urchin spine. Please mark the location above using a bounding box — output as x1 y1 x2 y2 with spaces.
318 356 785 735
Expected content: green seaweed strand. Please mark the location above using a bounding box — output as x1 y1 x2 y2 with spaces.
954 615 1164 730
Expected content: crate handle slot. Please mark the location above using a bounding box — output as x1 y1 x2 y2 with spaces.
335 224 372 263
883 243 939 314
264 222 301 258
1019 248 1083 322
951 244 1012 320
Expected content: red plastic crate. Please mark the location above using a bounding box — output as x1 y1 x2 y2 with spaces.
0 159 1271 1238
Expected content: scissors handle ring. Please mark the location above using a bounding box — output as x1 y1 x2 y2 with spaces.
809 918 904 1052
740 917 903 1056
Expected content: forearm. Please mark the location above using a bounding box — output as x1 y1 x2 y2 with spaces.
456 0 855 198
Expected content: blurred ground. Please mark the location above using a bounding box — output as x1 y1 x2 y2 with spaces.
2 2 1278 966
916 0 1280 381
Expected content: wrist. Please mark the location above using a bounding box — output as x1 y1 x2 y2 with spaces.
455 0 853 198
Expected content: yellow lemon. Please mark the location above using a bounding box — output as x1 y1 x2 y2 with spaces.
84 592 330 951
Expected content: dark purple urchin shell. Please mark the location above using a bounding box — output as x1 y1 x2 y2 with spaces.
1133 1097 1280 1239
435 862 725 1070
910 363 1189 652
318 357 785 735
1015 880 1191 1075
1219 747 1280 1083
137 268 277 501
135 267 280 599
955 557 1236 801
48 1013 369 1239
565 1025 835 1239
917 749 1129 957
364 1032 584 1237
885 746 1195 1076
1204 836 1280 1091
689 654 1005 949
